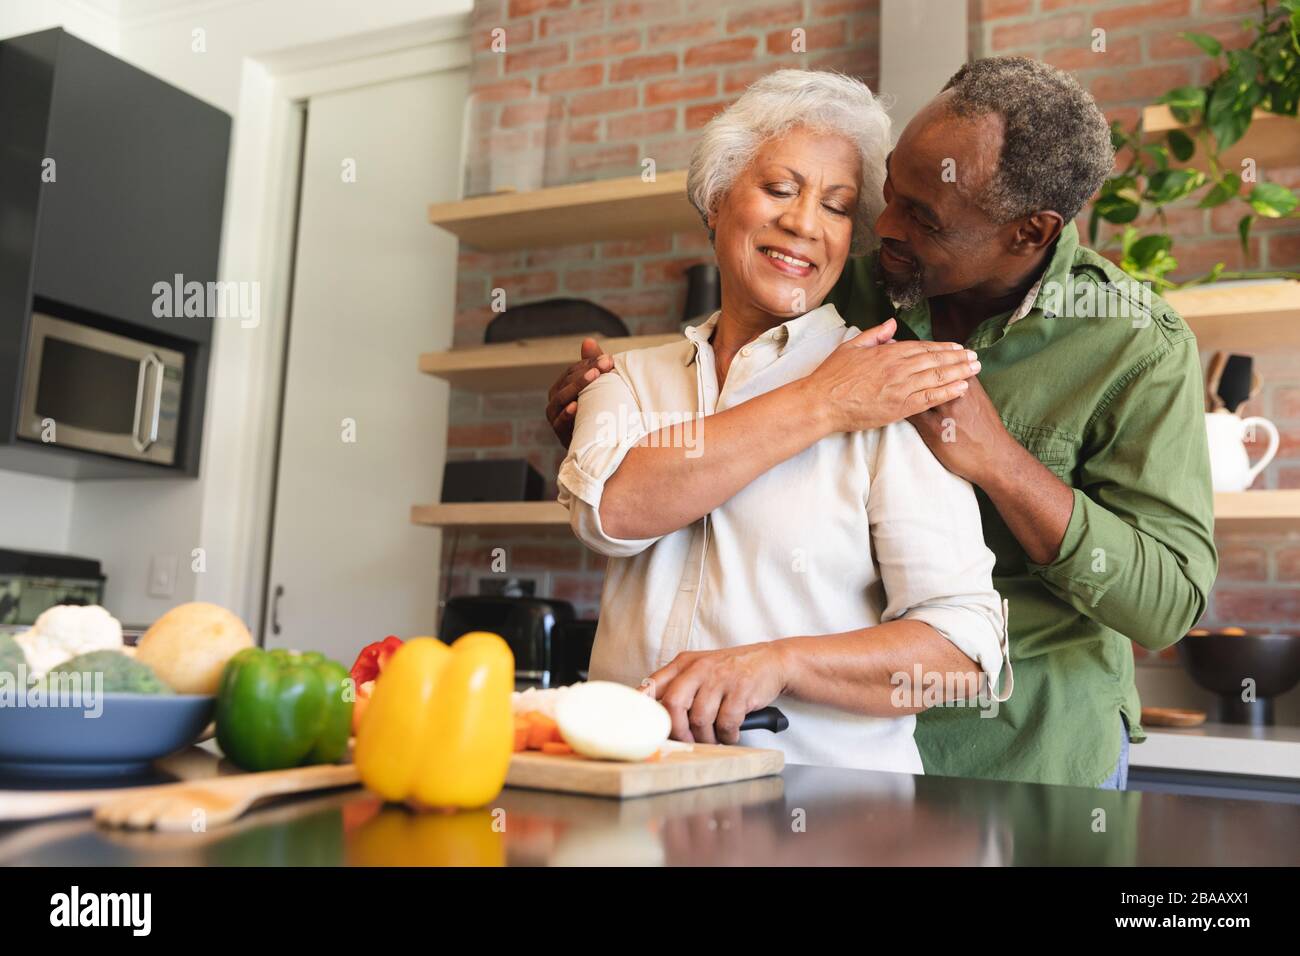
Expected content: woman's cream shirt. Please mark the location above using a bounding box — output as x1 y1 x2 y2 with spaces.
558 303 1007 773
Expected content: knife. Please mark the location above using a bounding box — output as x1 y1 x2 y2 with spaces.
739 706 788 733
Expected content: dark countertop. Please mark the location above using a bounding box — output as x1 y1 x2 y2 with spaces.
3 763 1298 866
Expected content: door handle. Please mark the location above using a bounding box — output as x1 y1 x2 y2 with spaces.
131 353 164 452
271 585 284 636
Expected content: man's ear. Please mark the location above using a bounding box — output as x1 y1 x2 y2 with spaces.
1010 211 1064 256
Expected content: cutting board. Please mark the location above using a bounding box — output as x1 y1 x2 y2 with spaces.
505 743 784 798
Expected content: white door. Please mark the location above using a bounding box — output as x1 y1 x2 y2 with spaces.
263 67 465 660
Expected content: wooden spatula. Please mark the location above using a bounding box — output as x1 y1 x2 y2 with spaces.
93 763 360 832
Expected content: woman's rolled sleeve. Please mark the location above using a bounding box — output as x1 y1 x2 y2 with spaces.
867 420 1009 696
557 368 665 557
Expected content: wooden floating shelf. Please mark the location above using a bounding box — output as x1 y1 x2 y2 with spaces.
420 282 1298 392
1213 490 1300 533
419 332 680 392
1142 105 1300 174
410 501 568 529
428 169 702 251
1165 279 1300 353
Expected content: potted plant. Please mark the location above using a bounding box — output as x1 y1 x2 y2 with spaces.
1092 0 1300 289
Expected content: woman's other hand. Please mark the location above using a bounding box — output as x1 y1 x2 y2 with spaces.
644 644 788 745
546 338 613 448
800 318 981 432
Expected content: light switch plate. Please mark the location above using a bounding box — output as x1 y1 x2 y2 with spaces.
148 553 178 598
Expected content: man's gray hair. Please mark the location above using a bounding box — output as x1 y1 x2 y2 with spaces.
686 69 891 256
942 56 1114 224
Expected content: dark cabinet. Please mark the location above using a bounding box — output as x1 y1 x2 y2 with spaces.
0 28 231 479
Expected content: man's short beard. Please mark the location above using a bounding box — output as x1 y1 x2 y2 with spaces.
876 254 925 311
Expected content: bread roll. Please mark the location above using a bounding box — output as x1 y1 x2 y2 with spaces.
136 602 253 694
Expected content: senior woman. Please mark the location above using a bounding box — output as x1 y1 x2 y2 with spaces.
557 70 1010 773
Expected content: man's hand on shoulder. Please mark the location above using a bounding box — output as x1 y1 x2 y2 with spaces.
546 337 613 448
907 374 1014 486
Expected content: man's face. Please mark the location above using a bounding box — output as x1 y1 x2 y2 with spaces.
873 91 1017 309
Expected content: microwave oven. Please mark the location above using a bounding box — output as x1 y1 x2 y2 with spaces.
17 312 185 466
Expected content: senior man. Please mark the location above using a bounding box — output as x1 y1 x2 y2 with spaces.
546 57 1217 789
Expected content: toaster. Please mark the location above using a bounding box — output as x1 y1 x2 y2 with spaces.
440 595 590 689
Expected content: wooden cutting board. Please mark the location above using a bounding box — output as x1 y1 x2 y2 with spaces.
505 743 784 798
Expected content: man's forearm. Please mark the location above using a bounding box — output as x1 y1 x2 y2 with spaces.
775 621 982 718
599 378 830 539
978 442 1074 565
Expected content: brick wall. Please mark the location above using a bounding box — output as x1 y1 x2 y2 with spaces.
446 0 880 616
969 0 1300 646
445 0 1300 634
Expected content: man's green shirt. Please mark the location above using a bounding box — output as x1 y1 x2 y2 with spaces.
828 222 1218 787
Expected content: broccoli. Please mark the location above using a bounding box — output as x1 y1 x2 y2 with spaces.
0 633 28 684
44 650 173 695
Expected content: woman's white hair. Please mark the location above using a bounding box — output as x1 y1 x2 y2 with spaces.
686 69 891 256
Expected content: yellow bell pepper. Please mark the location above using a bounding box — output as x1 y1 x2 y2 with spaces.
355 632 514 809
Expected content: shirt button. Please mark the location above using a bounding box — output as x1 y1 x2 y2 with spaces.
741 346 752 357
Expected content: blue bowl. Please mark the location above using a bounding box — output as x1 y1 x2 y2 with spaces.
0 692 215 779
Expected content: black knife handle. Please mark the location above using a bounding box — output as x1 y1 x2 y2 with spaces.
739 706 788 733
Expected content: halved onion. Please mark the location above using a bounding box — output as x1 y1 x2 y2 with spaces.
554 681 671 761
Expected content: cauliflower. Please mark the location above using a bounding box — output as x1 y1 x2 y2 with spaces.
15 604 123 679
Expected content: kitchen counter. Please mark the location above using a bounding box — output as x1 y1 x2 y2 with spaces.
2 763 1297 866
1132 722 1300 779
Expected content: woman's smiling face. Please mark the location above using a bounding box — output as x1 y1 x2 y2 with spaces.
708 126 862 320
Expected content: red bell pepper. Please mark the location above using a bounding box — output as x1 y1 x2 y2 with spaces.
349 636 403 734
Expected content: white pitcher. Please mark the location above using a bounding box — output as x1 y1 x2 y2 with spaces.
1205 409 1279 492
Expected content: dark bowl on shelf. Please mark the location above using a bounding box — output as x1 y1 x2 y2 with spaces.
1177 630 1300 726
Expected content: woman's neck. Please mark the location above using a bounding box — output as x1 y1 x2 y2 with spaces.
709 302 791 389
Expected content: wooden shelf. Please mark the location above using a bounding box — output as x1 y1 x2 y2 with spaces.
419 332 680 392
1213 490 1300 533
1142 105 1300 173
1165 279 1300 353
410 501 567 529
428 169 703 251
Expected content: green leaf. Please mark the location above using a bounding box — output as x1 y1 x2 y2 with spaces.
1095 175 1143 225
1238 214 1253 255
1166 129 1196 162
1120 225 1139 257
1198 172 1242 208
1248 182 1300 217
1109 119 1129 152
1205 74 1258 151
1095 193 1142 224
1141 144 1170 170
1127 233 1174 270
1207 103 1253 152
1158 85 1207 124
1144 168 1206 204
1180 31 1223 58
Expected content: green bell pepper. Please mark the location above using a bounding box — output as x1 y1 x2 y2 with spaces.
215 647 353 772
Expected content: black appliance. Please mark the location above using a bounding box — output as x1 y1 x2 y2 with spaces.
442 459 544 503
0 548 104 627
440 595 580 689
483 298 628 343
681 263 721 329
